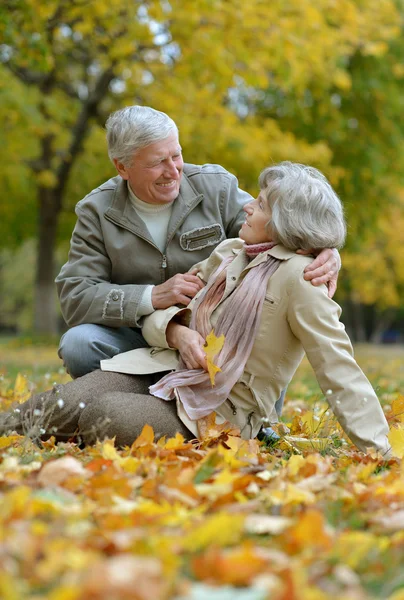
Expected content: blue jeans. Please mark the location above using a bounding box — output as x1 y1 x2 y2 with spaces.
58 324 149 379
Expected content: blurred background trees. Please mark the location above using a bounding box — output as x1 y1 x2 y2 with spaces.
0 0 403 340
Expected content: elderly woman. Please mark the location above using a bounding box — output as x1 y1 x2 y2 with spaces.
1 163 390 456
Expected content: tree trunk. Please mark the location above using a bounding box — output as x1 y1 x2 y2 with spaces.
369 308 397 344
349 296 367 342
33 187 60 335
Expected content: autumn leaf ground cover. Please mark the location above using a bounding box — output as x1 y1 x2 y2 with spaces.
1 340 404 600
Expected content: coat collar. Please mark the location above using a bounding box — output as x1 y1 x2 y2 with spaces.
104 169 203 244
232 241 297 272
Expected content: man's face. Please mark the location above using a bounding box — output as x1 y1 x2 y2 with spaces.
114 133 184 205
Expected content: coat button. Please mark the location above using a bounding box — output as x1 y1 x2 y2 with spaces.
231 276 236 281
111 292 119 301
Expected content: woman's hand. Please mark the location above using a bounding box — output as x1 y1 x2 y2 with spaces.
166 322 207 370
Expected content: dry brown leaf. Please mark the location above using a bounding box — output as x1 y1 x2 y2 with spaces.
37 456 89 487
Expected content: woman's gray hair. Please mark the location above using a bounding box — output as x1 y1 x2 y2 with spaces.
105 105 179 166
259 162 346 250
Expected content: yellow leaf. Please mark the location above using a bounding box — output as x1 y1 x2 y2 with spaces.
13 373 31 402
0 573 19 600
288 454 305 476
182 512 245 551
284 435 329 452
204 329 225 386
101 440 122 462
388 590 404 600
290 510 333 550
131 423 155 448
0 435 23 449
48 586 80 600
391 396 404 422
270 483 316 506
164 432 186 449
388 425 404 458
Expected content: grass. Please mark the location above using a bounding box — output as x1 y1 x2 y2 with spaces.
0 335 66 385
0 339 404 599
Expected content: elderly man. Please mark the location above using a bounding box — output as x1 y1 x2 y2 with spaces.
56 105 339 379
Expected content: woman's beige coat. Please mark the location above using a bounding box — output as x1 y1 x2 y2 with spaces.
102 239 390 456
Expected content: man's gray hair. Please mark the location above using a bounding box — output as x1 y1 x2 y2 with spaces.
259 162 346 250
105 105 179 166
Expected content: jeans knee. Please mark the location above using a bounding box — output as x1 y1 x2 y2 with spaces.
59 325 109 378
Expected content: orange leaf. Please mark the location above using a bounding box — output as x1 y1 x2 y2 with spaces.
131 424 155 448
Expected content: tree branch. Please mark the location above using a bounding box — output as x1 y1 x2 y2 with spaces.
54 66 116 205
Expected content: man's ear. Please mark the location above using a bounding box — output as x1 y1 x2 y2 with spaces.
113 159 129 180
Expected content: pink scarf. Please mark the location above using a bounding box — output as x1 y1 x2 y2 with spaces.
149 243 281 420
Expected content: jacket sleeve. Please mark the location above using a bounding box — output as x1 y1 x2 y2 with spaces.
56 204 148 328
142 239 243 347
220 173 252 239
286 268 390 457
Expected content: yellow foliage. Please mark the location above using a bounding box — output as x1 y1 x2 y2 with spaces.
36 170 58 189
388 425 404 458
182 512 245 551
391 396 404 423
100 439 122 462
0 349 403 597
332 531 388 569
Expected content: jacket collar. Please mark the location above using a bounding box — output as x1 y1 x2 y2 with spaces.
234 242 297 272
166 169 203 244
104 169 203 244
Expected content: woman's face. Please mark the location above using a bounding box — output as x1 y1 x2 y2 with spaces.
239 193 272 245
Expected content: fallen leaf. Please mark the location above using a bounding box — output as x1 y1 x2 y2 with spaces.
37 456 89 487
81 555 169 600
388 425 404 458
131 423 155 448
13 373 31 403
244 514 293 535
390 396 404 423
370 510 404 532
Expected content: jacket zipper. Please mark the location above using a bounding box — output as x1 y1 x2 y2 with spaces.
241 411 255 437
190 231 216 242
104 214 169 278
227 399 237 415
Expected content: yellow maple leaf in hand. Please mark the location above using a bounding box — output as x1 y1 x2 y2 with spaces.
204 329 225 387
388 425 404 458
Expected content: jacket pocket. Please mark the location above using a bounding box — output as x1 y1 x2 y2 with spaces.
263 293 280 318
180 224 224 251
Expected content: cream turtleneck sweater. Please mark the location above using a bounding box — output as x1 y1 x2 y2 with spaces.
127 184 174 317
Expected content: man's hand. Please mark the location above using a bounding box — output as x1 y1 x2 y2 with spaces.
166 322 207 370
152 269 205 309
298 248 341 298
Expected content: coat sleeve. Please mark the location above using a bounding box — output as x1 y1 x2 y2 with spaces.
220 172 252 239
56 204 148 328
286 268 391 457
142 239 244 348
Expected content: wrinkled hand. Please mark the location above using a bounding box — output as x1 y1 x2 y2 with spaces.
152 269 205 309
166 322 207 370
298 248 341 298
